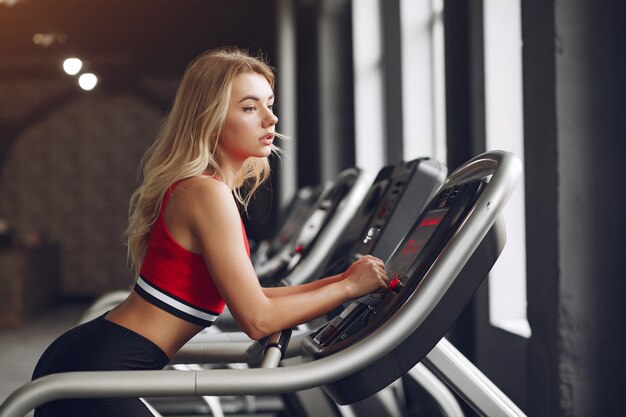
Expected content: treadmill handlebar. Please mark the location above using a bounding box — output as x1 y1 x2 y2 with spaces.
171 330 309 365
259 329 293 368
248 328 293 365
263 328 292 356
0 151 522 417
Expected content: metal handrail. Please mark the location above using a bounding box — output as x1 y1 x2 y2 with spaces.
423 337 526 417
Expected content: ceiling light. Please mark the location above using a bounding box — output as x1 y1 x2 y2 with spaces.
0 0 24 7
63 58 83 75
32 32 67 47
78 73 98 91
33 33 55 47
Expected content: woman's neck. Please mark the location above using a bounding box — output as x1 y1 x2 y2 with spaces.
218 158 246 190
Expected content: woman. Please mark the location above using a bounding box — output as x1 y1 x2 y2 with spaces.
32 48 388 416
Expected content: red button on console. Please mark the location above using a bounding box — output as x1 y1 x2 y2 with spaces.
389 277 404 293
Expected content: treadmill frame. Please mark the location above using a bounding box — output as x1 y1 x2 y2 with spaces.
0 151 525 417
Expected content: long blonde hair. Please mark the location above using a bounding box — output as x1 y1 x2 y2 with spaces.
126 48 277 273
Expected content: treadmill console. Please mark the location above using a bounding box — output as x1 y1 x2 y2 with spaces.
352 160 424 253
302 176 504 404
305 179 483 356
322 158 446 278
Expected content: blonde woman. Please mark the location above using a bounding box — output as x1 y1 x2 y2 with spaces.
32 48 388 417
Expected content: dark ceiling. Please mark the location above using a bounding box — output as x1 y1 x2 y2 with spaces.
0 0 277 82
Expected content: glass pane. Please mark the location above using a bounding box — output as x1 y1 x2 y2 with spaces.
483 0 530 338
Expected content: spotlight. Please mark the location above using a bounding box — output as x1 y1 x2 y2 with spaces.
33 33 55 47
33 32 67 47
63 58 83 75
78 73 98 91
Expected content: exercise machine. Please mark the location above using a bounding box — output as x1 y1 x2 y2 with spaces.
276 157 446 287
254 166 372 281
0 151 524 417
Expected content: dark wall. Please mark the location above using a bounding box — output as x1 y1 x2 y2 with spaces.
295 0 322 188
550 0 626 415
521 0 561 414
295 0 355 187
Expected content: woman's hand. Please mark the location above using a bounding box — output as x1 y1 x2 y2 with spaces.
340 255 389 299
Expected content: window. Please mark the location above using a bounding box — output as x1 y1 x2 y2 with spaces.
352 0 385 175
483 0 530 338
400 0 447 162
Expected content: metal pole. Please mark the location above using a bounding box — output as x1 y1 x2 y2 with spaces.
422 338 526 417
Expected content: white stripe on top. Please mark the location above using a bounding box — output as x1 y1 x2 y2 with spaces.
136 276 218 323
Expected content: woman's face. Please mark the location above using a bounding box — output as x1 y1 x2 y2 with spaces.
219 71 278 165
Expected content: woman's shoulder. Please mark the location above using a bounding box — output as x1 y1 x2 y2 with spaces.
176 175 229 192
170 175 236 215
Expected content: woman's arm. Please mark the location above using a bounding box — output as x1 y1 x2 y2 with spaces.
262 274 344 297
182 178 388 340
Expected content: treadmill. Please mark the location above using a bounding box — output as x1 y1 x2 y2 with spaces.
251 184 327 269
0 151 525 417
259 157 446 288
254 166 372 282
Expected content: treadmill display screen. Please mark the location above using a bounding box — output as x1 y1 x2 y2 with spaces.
385 209 448 283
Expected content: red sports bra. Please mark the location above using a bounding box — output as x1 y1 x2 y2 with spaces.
134 178 250 327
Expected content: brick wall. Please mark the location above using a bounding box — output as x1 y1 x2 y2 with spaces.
0 82 168 296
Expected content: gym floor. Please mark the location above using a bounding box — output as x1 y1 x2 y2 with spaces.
0 301 88 417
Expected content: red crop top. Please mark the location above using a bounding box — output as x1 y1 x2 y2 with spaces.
134 178 250 327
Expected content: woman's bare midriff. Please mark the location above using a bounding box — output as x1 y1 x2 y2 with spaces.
104 291 204 358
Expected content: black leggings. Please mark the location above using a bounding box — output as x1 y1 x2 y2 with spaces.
32 313 169 417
